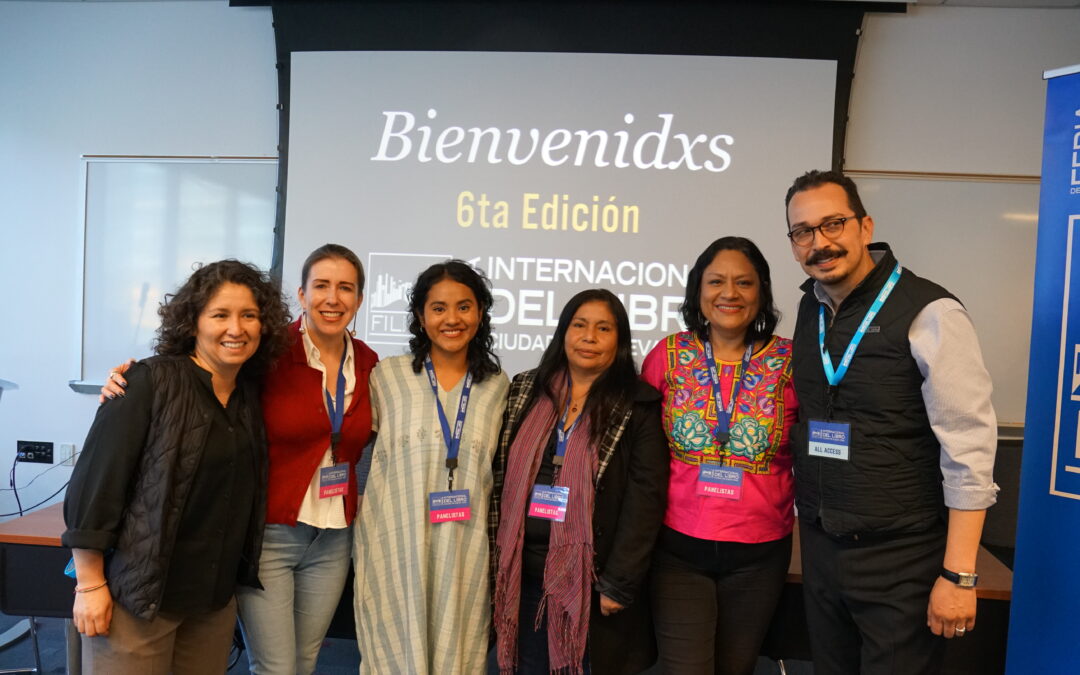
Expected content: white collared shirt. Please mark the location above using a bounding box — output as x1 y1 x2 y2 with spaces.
296 325 356 529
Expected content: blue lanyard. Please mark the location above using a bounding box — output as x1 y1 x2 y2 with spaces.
818 262 902 387
322 339 349 461
702 340 753 450
553 374 582 473
423 357 474 490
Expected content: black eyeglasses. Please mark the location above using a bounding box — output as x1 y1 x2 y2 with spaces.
786 216 858 248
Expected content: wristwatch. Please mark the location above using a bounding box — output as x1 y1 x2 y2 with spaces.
941 568 978 588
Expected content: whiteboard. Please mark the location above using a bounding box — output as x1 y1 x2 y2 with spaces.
851 175 1039 424
75 158 277 391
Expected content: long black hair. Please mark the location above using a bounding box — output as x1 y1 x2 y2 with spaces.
680 237 780 346
407 259 501 383
530 288 637 443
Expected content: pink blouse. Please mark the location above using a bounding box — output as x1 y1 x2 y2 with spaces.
641 332 797 543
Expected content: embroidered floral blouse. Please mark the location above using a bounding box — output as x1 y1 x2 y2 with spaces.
641 332 797 543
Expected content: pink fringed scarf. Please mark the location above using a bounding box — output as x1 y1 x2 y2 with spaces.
494 378 597 674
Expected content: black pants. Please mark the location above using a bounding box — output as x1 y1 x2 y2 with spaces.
489 574 592 675
649 527 792 675
799 519 947 675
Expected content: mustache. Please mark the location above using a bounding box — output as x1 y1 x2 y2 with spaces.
806 246 848 266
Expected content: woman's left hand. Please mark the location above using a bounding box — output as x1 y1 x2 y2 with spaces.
599 594 625 616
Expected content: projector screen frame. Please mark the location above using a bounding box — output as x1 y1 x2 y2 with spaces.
262 0 905 279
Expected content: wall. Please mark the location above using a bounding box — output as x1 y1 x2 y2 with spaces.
0 1 1076 517
0 0 276 519
847 5 1080 175
844 5 1080 423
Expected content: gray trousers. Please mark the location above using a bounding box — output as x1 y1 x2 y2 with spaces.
81 596 236 675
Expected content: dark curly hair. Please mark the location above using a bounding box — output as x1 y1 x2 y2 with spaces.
407 259 501 383
530 289 638 444
680 237 780 346
155 260 291 381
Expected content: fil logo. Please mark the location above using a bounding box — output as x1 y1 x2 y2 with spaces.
1072 344 1080 401
365 252 449 345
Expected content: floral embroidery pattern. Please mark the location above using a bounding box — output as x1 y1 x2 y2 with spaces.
729 418 766 461
662 332 791 474
670 411 712 453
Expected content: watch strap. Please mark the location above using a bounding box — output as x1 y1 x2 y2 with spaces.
941 567 978 588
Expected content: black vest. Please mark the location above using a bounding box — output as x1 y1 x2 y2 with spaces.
791 244 955 536
107 356 266 619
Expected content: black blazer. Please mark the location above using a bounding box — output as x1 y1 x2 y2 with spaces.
491 370 669 674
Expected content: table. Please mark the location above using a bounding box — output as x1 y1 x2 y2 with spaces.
0 503 72 674
0 503 73 618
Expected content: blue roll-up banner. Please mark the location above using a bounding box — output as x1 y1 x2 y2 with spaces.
1008 65 1080 672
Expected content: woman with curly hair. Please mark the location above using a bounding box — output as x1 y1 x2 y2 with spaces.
352 259 508 674
63 259 291 674
100 244 380 675
641 237 798 675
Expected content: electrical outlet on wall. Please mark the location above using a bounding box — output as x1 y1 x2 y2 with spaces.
16 440 53 464
60 443 77 467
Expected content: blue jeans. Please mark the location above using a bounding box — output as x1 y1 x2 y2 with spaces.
236 523 352 675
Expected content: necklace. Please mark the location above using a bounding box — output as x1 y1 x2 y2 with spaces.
569 395 587 414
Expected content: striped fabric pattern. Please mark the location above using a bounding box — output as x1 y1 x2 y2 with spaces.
352 355 509 675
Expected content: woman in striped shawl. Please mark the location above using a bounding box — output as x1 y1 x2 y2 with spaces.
490 289 669 674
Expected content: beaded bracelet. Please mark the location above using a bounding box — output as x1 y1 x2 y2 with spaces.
74 581 108 594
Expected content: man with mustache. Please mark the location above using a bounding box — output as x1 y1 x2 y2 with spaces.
783 170 998 674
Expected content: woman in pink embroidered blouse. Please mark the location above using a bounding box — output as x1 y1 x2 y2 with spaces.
641 236 797 675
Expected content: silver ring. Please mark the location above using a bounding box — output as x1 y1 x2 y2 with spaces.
955 626 966 635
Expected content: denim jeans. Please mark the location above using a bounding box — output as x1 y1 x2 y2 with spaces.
236 523 352 675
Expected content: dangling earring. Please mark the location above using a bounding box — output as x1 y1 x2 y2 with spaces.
754 313 767 335
298 311 307 334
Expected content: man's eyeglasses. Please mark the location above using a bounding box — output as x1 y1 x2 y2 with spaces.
786 216 858 248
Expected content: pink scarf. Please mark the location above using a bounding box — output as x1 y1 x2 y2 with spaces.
494 378 597 674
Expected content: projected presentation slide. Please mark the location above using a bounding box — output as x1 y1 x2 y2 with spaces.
284 51 835 374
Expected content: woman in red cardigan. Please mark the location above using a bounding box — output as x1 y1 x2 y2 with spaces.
241 243 378 674
104 244 376 675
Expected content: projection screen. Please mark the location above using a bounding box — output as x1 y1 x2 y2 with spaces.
284 51 835 375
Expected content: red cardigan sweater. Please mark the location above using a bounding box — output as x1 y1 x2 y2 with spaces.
261 320 379 526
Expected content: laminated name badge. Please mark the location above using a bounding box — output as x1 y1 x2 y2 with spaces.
697 465 743 500
528 485 570 522
319 463 350 498
808 420 851 461
429 489 471 523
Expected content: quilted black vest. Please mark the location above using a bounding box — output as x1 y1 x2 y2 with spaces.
791 244 955 536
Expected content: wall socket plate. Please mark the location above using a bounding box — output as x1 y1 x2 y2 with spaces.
16 440 53 464
60 443 77 467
